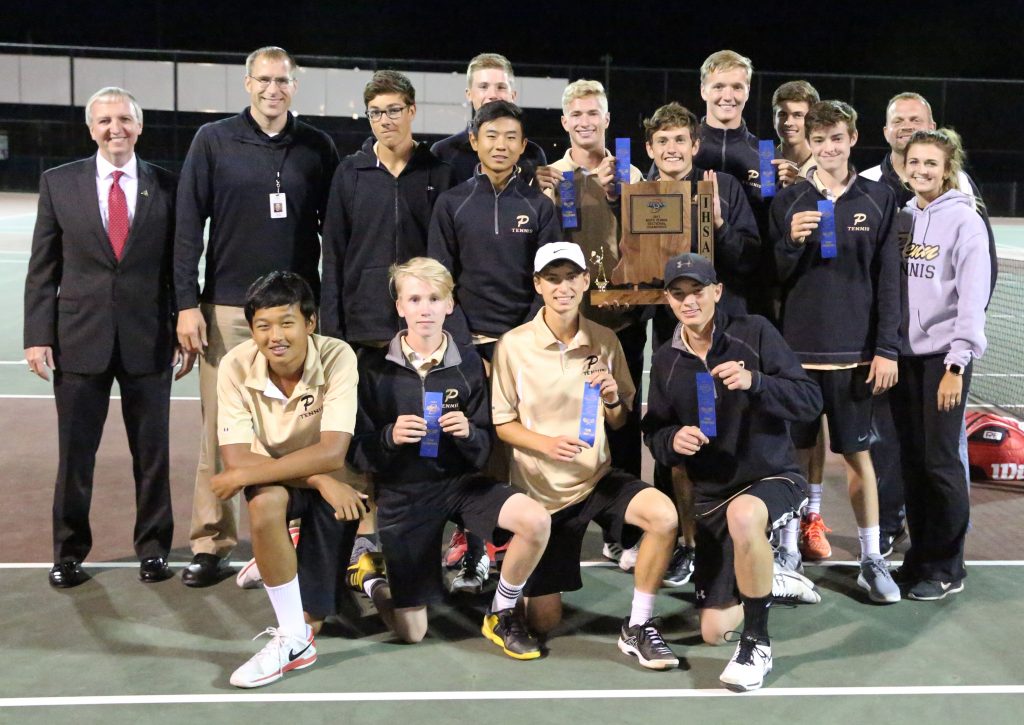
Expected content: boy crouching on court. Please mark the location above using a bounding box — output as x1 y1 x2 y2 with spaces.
491 241 680 670
212 271 365 688
347 257 551 659
642 253 823 691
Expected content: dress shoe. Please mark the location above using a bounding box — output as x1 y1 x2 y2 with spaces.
181 553 229 588
49 562 88 588
139 556 174 583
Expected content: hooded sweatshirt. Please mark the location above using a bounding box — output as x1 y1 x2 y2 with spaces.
901 189 989 367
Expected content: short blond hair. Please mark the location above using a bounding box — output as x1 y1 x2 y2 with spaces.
466 53 515 90
390 257 454 300
561 79 608 115
700 50 753 85
245 46 299 76
885 92 934 124
85 86 143 126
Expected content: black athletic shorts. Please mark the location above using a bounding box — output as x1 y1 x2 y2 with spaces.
375 474 516 608
790 366 873 454
524 469 650 598
244 485 358 620
693 474 807 609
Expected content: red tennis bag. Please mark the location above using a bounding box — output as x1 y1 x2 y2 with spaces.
966 411 1024 483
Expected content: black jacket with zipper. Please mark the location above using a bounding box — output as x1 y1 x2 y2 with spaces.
642 308 822 499
349 332 492 484
427 170 559 341
320 138 454 342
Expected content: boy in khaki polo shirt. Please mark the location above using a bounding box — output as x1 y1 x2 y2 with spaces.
491 241 680 670
212 271 364 688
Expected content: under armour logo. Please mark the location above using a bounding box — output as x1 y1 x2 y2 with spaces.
300 394 314 411
677 258 694 269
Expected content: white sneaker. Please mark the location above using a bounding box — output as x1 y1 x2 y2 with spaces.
229 627 316 689
720 635 773 691
602 542 623 563
451 550 490 594
858 555 901 604
235 558 263 589
618 543 640 572
236 525 301 590
771 564 821 604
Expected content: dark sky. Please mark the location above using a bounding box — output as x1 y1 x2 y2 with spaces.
4 0 1023 79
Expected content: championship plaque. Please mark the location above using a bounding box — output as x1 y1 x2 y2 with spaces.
591 178 715 305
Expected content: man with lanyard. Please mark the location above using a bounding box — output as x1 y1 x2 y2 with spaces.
175 46 339 587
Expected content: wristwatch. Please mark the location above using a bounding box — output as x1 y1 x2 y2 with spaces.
946 363 964 376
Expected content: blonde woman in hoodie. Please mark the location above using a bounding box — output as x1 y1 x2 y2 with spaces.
892 129 990 601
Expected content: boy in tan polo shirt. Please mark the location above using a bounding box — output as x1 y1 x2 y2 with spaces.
212 271 364 688
491 241 680 670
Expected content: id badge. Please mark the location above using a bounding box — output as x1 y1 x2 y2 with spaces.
269 193 287 219
420 391 443 458
759 140 776 198
696 372 717 438
817 199 837 258
579 381 602 447
560 170 578 229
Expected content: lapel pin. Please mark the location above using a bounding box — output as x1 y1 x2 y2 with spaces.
141 189 149 197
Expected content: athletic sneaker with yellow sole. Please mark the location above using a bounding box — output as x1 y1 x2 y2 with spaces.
482 608 541 660
229 627 316 688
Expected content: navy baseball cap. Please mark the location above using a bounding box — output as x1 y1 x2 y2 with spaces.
663 253 718 288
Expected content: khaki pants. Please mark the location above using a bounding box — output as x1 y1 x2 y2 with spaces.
188 303 251 557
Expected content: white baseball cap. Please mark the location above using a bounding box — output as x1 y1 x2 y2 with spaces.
534 242 587 273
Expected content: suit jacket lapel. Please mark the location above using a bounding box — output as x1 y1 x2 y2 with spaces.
121 158 154 260
80 157 117 264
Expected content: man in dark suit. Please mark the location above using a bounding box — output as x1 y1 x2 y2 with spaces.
23 86 193 588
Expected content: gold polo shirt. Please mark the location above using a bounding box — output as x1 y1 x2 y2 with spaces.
400 334 448 379
217 333 364 487
491 309 636 512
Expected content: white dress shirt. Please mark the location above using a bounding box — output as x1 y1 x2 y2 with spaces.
95 153 138 230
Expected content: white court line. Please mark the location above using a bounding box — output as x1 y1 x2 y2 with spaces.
3 685 1024 707
2 560 1021 570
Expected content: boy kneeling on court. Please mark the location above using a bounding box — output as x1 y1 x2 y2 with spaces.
491 242 680 670
212 271 365 688
642 253 823 691
348 257 551 659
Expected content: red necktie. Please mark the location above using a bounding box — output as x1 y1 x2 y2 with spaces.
107 170 129 260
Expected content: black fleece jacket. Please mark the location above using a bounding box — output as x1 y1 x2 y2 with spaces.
349 333 492 484
642 309 822 499
320 138 454 342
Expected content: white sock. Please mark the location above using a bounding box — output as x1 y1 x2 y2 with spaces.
805 484 823 515
362 576 386 599
629 589 656 627
781 518 800 553
858 526 881 559
265 575 307 639
491 575 524 612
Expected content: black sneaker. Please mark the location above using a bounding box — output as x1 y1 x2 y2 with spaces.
879 522 908 558
662 545 696 587
907 578 964 601
617 617 679 670
481 608 541 660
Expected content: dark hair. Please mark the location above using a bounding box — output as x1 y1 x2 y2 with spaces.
805 100 858 138
470 100 526 136
772 80 820 111
363 69 416 107
244 271 316 324
643 102 699 145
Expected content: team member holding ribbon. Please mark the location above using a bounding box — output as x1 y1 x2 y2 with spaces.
771 81 820 188
642 252 822 691
348 257 550 657
890 129 989 600
533 80 647 567
770 101 903 603
491 242 680 671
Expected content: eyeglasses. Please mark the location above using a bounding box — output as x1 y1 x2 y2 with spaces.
247 75 294 90
366 105 409 122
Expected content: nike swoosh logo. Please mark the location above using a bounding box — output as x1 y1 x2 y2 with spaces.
940 582 952 591
288 642 311 662
858 434 869 442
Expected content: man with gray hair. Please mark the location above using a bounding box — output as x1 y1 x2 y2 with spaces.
24 87 190 588
174 46 340 587
431 52 547 184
